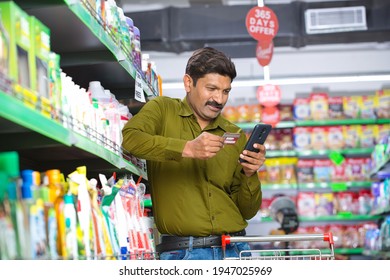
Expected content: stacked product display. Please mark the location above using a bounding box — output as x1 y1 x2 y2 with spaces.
226 90 390 258
0 0 160 175
0 151 155 260
0 0 161 260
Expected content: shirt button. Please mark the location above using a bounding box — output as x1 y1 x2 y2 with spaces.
209 192 212 197
211 216 215 220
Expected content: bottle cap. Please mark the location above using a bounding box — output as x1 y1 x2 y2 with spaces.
0 151 19 177
46 169 61 184
21 169 34 199
64 194 73 204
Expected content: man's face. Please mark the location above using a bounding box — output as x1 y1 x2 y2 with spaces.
184 73 232 127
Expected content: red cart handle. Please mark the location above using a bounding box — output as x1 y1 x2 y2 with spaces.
323 232 334 245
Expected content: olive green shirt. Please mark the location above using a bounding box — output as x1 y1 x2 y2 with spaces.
122 96 262 236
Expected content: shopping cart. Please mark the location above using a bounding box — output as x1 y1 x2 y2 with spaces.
222 232 335 260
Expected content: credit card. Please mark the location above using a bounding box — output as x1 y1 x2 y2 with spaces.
222 132 240 145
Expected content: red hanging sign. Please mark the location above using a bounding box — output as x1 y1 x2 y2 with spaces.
256 40 274 67
245 6 279 42
256 84 282 107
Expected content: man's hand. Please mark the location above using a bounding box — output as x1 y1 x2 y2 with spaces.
183 132 224 159
239 144 266 177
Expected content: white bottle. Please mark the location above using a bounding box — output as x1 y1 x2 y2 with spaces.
63 193 78 259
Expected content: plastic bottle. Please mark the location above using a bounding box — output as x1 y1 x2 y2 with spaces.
39 174 58 259
88 81 109 102
46 169 66 258
100 174 121 258
381 216 390 251
68 168 92 259
114 179 130 260
63 193 78 259
118 8 130 55
20 169 36 259
133 26 142 69
89 178 106 258
0 171 17 259
125 16 134 55
31 171 48 258
0 152 24 258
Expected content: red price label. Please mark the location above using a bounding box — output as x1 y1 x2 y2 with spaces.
245 6 279 42
256 84 281 107
256 40 274 67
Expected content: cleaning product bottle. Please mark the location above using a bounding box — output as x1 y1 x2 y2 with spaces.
32 171 47 259
99 174 120 259
20 169 35 259
63 192 78 259
69 167 92 259
0 171 17 259
40 174 58 259
0 152 24 259
46 169 66 259
89 178 106 258
125 16 134 56
113 179 128 259
133 26 141 69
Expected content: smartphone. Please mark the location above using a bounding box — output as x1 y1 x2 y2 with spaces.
239 123 272 163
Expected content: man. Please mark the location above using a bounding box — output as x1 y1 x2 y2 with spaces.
122 47 266 260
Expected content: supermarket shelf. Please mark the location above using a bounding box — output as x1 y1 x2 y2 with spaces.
261 181 372 191
237 121 295 130
296 147 374 158
13 0 157 99
64 0 157 98
266 150 297 157
334 248 364 255
0 92 71 146
363 249 390 259
259 214 380 223
287 248 363 256
262 183 298 190
0 91 147 178
298 181 372 191
237 119 389 130
377 119 390 124
299 214 381 222
295 119 377 126
71 133 148 179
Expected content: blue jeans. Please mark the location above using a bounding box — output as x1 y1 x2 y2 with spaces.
159 242 251 260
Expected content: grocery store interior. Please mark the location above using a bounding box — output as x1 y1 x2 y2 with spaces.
0 0 389 260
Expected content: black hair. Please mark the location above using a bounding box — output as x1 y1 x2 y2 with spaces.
185 47 237 86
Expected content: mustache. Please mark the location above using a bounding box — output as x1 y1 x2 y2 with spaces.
206 101 224 109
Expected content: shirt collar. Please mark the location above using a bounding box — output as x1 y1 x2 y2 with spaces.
180 97 230 132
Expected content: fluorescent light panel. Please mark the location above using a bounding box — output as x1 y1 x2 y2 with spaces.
162 74 390 89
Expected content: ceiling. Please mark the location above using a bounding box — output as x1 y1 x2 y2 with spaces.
119 0 390 58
